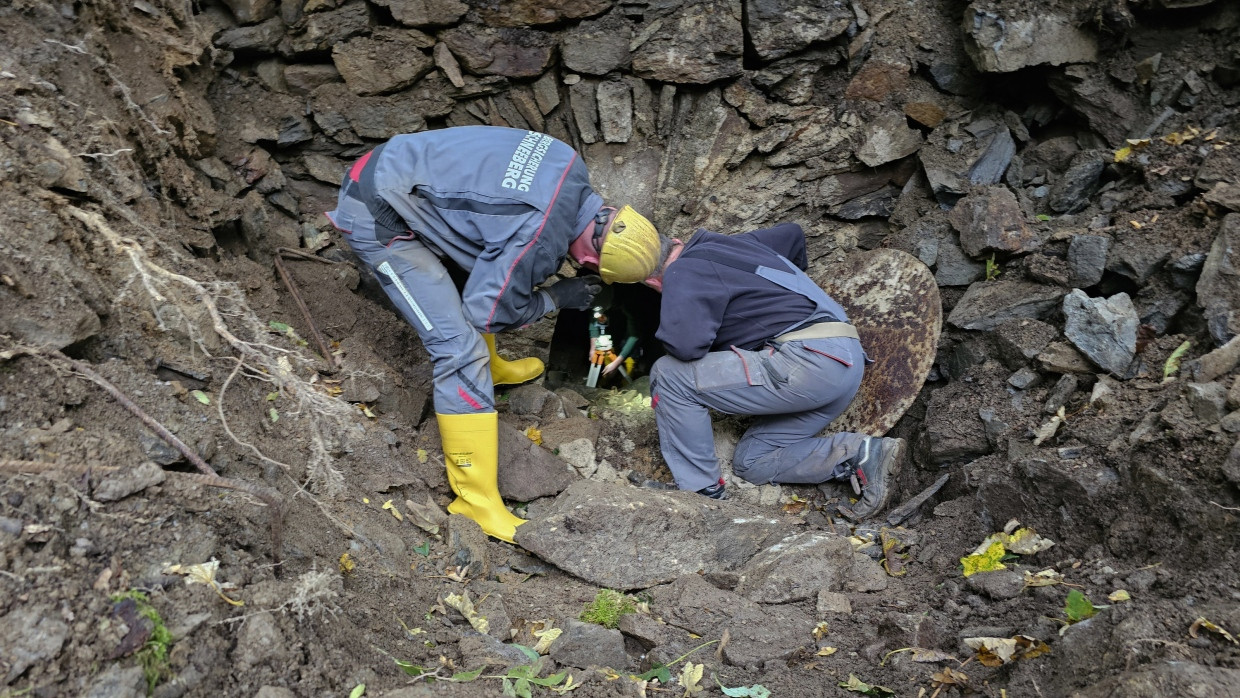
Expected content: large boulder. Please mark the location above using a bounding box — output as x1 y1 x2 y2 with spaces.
439 24 556 78
948 186 1036 257
332 29 434 96
1062 290 1139 376
1197 214 1240 344
745 0 852 61
963 3 1098 72
947 281 1063 331
560 12 632 75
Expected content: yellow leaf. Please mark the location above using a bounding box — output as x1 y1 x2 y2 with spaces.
382 500 404 522
677 662 704 697
1189 616 1239 645
964 635 1051 665
1023 569 1064 587
961 541 1007 577
1113 146 1132 163
524 426 542 445
533 625 562 655
1003 528 1055 555
417 449 429 464
817 646 838 656
339 552 355 574
443 592 489 635
1108 589 1131 602
362 497 370 504
812 621 829 640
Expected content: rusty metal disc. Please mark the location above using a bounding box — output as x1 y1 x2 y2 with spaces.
812 248 941 436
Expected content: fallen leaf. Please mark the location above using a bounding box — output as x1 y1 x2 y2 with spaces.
839 673 894 696
910 648 958 663
715 678 771 698
443 592 489 635
413 541 430 557
1024 569 1064 588
349 684 365 698
1189 616 1239 645
1065 589 1097 623
360 404 376 418
931 667 970 687
964 635 1051 666
266 391 279 401
678 662 704 697
1108 590 1131 603
417 449 429 463
1163 340 1191 382
812 621 829 640
164 559 244 606
382 500 404 522
190 390 210 405
405 495 446 536
339 552 355 574
1004 527 1055 555
816 647 838 657
268 407 279 423
961 540 1007 577
1032 407 1066 446
533 624 562 654
782 493 808 515
881 530 907 577
524 426 542 445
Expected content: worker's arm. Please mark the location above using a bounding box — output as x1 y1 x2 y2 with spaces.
739 222 809 270
461 232 557 333
656 259 728 361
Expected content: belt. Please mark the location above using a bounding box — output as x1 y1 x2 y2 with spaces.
773 321 859 343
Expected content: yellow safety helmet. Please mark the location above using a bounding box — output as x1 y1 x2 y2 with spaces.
598 205 662 284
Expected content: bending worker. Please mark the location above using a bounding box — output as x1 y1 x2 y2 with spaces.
644 222 905 519
325 126 663 543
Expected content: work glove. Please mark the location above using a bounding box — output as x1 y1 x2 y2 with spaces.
545 275 602 311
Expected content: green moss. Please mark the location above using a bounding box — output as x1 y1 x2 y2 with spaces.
110 590 173 694
578 589 636 629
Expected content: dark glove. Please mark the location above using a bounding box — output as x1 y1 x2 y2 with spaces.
545 275 602 311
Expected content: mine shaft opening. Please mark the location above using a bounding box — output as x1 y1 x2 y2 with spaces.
545 282 665 392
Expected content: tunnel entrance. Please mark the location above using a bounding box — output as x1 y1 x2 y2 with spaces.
545 283 665 391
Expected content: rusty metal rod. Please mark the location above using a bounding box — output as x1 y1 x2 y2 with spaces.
273 247 339 372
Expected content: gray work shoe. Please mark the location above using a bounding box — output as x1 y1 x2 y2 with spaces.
842 436 905 520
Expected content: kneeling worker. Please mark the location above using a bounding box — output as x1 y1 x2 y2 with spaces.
641 222 905 518
325 126 660 542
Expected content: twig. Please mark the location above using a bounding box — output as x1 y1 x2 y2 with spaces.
1210 501 1240 512
76 148 134 159
273 248 340 372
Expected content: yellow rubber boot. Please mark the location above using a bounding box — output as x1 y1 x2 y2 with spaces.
438 411 526 543
484 333 545 386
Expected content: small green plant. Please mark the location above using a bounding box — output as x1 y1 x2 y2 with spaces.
579 589 636 629
110 590 173 693
985 253 1001 281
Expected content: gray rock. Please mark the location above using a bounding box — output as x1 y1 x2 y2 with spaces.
1008 367 1041 390
255 688 296 698
458 632 533 669
1038 341 1096 375
532 72 560 114
816 590 852 615
215 16 285 52
935 233 987 286
921 118 1015 202
284 64 341 95
94 462 167 502
856 112 922 167
332 29 434 96
1221 410 1240 433
561 13 632 75
947 281 1063 331
745 0 851 60
515 480 789 590
506 384 555 416
650 575 813 667
1205 182 1240 212
631 0 743 84
549 619 629 670
287 2 372 55
1068 234 1111 288
1063 290 1138 376
979 406 1011 445
1 605 69 683
140 433 183 466
949 186 1035 257
597 80 633 144
925 386 991 463
1049 152 1106 213
832 185 899 220
964 569 1025 600
1075 663 1240 698
1187 382 1228 423
276 115 312 146
1106 235 1171 285
370 0 467 27
439 24 555 78
569 79 600 144
472 0 610 27
303 154 344 186
993 317 1059 369
843 553 889 592
880 612 942 650
497 420 578 502
963 5 1098 72
85 664 146 698
735 532 853 603
234 614 287 669
222 0 276 24
445 514 490 580
1197 214 1240 344
0 516 21 536
1048 65 1140 147
1044 374 1078 414
311 83 430 140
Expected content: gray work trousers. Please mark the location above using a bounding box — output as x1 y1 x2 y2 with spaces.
650 337 868 491
350 235 494 414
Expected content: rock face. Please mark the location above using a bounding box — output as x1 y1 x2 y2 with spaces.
1063 290 1139 376
440 25 556 78
631 0 743 84
963 4 1098 72
745 0 852 61
515 480 790 590
948 186 1035 257
561 13 632 75
332 29 434 96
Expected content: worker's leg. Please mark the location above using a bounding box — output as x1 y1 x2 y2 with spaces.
731 338 867 484
352 236 524 541
650 341 856 491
